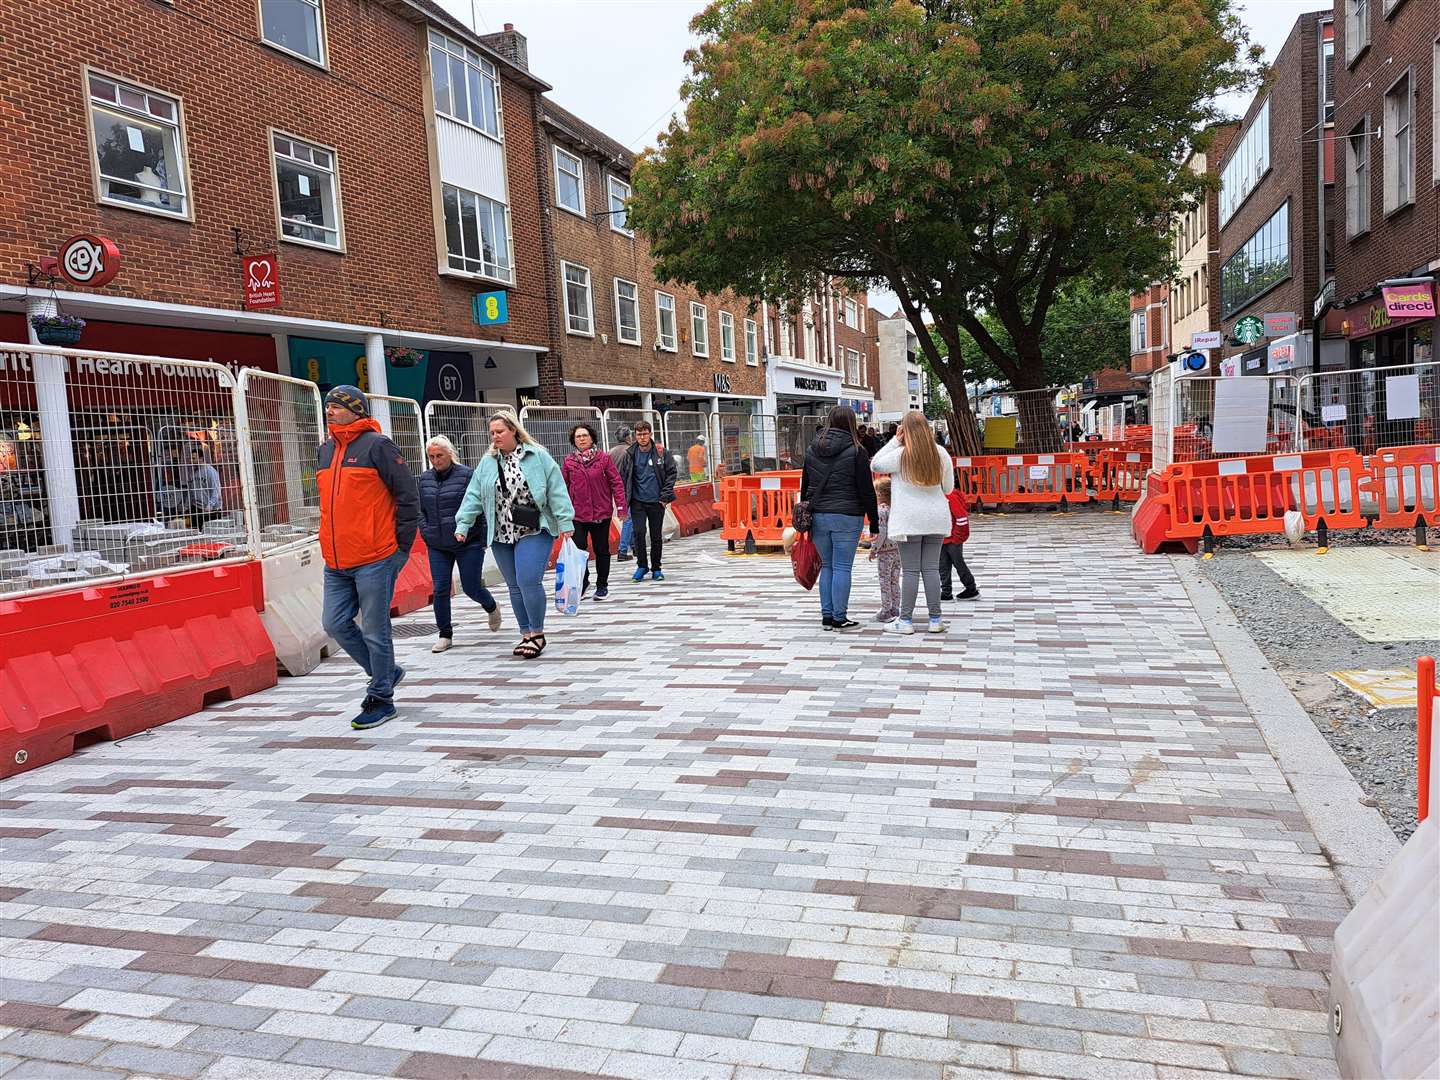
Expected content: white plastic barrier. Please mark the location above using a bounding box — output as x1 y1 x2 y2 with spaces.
258 540 334 676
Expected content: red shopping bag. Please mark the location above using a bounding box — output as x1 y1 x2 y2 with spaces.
791 532 821 590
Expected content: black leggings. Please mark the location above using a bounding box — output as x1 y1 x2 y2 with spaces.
630 501 666 571
940 542 976 595
573 520 612 591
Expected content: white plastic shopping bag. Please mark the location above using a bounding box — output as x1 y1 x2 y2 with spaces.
553 537 588 616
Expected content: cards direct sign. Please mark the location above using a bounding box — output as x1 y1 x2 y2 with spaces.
1382 283 1435 319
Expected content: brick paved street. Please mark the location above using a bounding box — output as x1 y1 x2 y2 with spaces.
0 517 1343 1080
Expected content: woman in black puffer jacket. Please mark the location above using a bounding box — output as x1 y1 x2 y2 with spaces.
799 405 879 631
419 436 501 652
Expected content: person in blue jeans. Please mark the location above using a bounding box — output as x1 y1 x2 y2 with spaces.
419 435 501 653
798 405 878 631
316 386 420 730
454 411 575 659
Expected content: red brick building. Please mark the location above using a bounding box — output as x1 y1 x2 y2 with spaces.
1 0 560 408
1331 0 1437 372
1129 284 1172 375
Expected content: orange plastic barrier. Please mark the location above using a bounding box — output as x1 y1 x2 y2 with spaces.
671 481 721 536
1364 444 1440 532
1092 450 1151 506
1132 471 1182 553
952 457 986 508
957 453 1091 509
0 562 277 779
716 471 800 547
390 536 433 617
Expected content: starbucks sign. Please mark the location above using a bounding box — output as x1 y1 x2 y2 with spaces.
1234 315 1264 345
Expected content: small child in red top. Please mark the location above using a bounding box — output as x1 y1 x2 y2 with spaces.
940 489 979 601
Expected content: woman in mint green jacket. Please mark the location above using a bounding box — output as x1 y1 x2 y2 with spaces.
455 411 574 658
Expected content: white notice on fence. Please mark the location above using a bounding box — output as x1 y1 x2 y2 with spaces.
1385 374 1421 420
760 476 781 490
1212 377 1270 454
1322 404 1346 423
1028 466 1050 480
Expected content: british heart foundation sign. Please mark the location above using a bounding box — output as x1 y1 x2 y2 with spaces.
243 255 281 310
1382 282 1435 319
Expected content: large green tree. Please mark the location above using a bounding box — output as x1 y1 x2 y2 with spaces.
630 0 1256 449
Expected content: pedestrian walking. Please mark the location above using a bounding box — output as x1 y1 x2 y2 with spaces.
454 411 574 659
868 476 900 622
419 435 501 654
799 404 879 631
562 422 627 602
609 426 635 561
939 486 980 601
618 420 676 581
870 409 955 635
317 385 419 729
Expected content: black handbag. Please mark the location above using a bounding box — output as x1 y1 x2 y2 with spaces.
496 453 543 531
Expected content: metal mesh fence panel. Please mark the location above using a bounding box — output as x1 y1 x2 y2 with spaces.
979 388 1065 453
1172 375 1299 463
518 405 602 463
423 400 511 466
235 370 323 554
0 344 245 598
661 411 712 481
711 412 780 476
602 409 658 455
1150 365 1174 469
776 415 824 471
370 394 425 477
1296 361 1439 453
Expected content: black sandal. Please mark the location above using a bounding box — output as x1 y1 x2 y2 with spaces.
525 634 547 659
512 638 531 657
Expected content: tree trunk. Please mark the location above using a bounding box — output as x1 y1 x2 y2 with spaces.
1015 392 1062 453
931 364 984 456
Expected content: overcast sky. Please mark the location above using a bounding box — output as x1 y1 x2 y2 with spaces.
442 0 1331 314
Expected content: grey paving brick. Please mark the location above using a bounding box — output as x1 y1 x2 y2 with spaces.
631 1004 756 1038
47 966 159 993
5 1064 125 1080
701 989 827 1022
452 944 561 970
281 1037 409 1073
382 957 496 985
807 1047 944 1080
682 930 789 953
0 1032 104 1065
588 978 707 1010
949 1015 1085 1053
91 1044 215 1078
0 978 80 1006
618 941 728 967
142 976 255 1003
1228 1049 1340 1079
176 1027 299 1060
1013 1002 1149 1036
160 1000 277 1029
337 995 455 1026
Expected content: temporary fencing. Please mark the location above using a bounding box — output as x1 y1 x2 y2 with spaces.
234 369 323 554
776 415 823 471
715 471 800 549
1092 450 1151 507
602 408 657 454
1171 374 1300 463
372 394 425 478
954 453 1091 510
1297 361 1438 452
424 399 510 463
711 412 779 476
1364 444 1440 536
519 405 601 464
661 410 713 482
1150 365 1176 470
979 387 1066 453
1095 403 1126 441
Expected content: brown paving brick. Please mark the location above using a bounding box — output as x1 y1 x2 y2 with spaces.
126 951 233 978
296 882 387 902
185 844 341 871
0 827 53 838
1126 937 1254 965
701 746 772 757
594 816 754 837
261 737 375 750
1290 951 1333 972
91 811 227 825
300 793 505 811
836 753 977 768
216 960 325 987
32 924 124 948
1221 884 1266 901
886 985 1016 1022
397 1051 620 1079
312 898 410 919
415 719 562 729
659 963 774 994
0 887 26 901
420 828 503 844
1274 918 1341 936
725 951 837 979
815 878 1016 912
1268 987 1326 1011
0 1002 98 1033
0 800 30 809
968 853 1168 881
765 973 887 1007
677 770 791 787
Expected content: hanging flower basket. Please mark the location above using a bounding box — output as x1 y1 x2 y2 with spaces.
385 346 424 368
30 314 85 347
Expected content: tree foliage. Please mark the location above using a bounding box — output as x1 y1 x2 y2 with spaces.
629 0 1257 414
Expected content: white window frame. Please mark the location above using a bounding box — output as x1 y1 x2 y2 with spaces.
844 297 858 329
606 175 632 235
561 261 593 337
690 302 709 357
84 69 193 221
718 311 736 362
1383 69 1415 216
259 0 327 68
613 278 641 346
429 29 502 141
271 130 344 251
441 183 512 283
1131 312 1147 353
744 318 758 365
655 292 677 352
1345 116 1371 237
845 348 861 385
553 146 585 217
1346 0 1370 66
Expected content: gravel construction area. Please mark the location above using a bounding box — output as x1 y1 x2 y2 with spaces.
1198 544 1436 842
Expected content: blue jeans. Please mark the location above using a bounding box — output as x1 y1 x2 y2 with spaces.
812 512 864 621
618 517 633 555
428 543 497 637
491 531 553 634
322 549 407 701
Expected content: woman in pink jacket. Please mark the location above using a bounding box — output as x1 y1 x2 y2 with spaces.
561 423 628 601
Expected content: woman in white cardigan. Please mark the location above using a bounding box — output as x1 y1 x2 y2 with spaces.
869 411 955 634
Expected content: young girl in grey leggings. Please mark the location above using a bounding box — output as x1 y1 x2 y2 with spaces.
869 411 956 635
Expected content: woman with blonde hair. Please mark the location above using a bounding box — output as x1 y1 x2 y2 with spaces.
455 411 575 659
869 410 955 634
419 434 501 652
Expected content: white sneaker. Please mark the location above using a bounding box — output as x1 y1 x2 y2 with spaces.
928 618 949 634
432 636 453 653
883 618 915 635
488 607 502 632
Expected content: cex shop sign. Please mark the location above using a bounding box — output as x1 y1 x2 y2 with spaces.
56 234 122 288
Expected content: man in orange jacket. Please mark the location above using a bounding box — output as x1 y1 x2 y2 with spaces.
318 386 420 730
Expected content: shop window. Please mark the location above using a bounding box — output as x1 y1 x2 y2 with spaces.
442 184 511 280
274 132 342 249
562 262 592 335
87 72 190 218
261 0 325 65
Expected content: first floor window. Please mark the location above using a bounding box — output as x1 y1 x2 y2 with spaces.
1221 202 1290 315
614 279 640 344
1346 118 1370 236
656 292 677 350
442 185 511 280
719 312 736 361
744 318 758 364
1130 312 1147 352
562 262 592 335
274 133 341 248
846 348 861 385
844 297 858 328
1384 71 1413 213
261 0 324 65
88 73 189 216
690 302 709 356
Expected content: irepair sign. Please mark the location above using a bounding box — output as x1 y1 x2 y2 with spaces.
1382 282 1435 319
